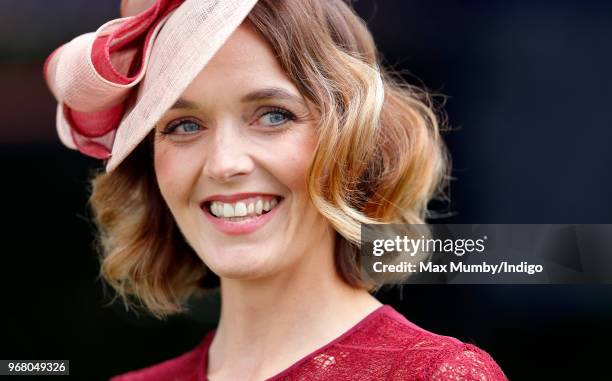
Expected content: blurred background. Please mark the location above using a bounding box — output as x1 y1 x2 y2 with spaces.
1 0 611 379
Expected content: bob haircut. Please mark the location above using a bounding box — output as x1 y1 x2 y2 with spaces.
89 0 449 318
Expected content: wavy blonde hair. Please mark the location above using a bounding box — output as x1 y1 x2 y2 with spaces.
89 0 449 318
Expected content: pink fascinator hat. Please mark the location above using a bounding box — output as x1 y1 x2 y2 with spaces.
44 0 258 172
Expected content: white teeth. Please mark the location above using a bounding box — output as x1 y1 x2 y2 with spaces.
234 202 247 217
223 203 235 217
209 196 280 218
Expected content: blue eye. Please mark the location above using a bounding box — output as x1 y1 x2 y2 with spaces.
178 121 200 132
259 108 295 127
162 119 202 135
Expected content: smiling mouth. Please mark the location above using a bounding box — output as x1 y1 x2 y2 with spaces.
203 195 283 222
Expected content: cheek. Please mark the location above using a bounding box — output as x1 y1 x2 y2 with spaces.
274 129 318 195
153 143 197 208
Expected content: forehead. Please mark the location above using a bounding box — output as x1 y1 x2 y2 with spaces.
180 21 296 98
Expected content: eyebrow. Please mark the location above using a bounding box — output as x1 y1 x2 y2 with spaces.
169 87 306 111
240 87 305 105
169 98 199 110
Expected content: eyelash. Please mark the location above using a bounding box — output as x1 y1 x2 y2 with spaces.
160 118 200 136
259 107 297 126
160 107 297 135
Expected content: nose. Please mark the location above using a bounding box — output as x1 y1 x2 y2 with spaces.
202 123 254 183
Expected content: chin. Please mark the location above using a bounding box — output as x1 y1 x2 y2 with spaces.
196 244 282 280
208 263 279 281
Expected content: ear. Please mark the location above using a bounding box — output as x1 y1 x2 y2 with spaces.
120 0 157 17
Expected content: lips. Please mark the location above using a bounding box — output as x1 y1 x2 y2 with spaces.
204 195 282 219
200 194 284 235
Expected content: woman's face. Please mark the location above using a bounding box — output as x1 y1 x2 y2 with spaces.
154 22 334 280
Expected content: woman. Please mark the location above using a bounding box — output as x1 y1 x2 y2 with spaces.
44 0 508 379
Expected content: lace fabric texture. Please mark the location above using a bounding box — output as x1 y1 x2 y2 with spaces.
110 305 508 381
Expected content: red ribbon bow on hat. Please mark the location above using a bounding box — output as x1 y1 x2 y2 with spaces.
44 0 184 159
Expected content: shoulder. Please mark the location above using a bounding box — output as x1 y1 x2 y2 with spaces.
389 338 508 381
108 333 212 381
363 306 508 381
424 342 508 381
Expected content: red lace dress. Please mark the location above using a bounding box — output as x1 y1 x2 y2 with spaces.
110 304 508 380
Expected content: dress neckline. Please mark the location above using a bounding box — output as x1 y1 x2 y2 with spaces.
197 303 391 381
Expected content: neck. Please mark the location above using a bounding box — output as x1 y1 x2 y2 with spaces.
207 231 381 380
